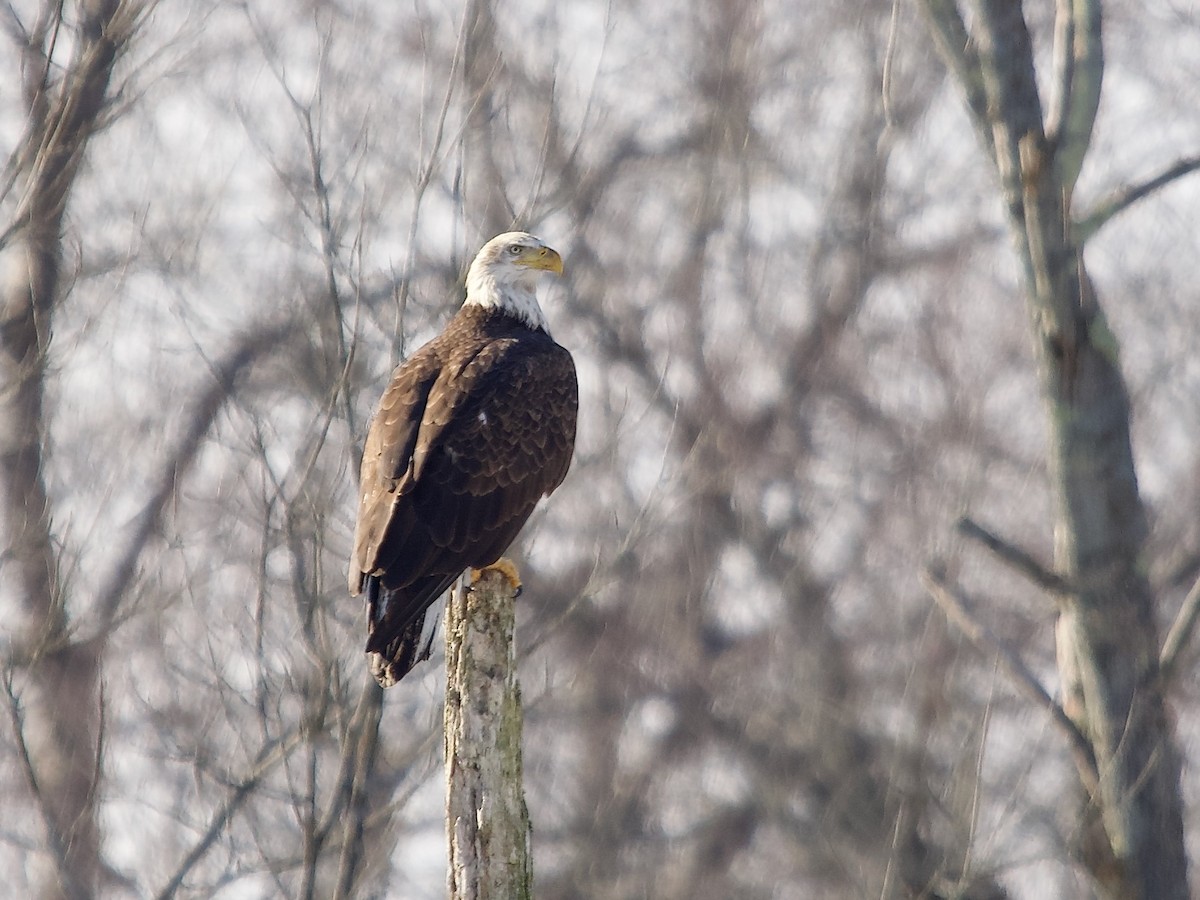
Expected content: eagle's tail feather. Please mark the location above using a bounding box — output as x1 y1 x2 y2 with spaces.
367 612 439 687
364 574 459 687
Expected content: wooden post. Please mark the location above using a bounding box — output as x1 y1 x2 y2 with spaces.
444 569 533 900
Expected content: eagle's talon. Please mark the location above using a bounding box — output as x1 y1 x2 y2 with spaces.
471 558 523 595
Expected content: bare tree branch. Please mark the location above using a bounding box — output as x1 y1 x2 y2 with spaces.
2 668 87 900
918 0 990 150
922 566 1098 793
153 729 303 900
1048 0 1102 195
1074 155 1200 243
955 516 1072 595
331 682 384 900
1045 0 1075 150
1159 572 1200 684
89 321 297 636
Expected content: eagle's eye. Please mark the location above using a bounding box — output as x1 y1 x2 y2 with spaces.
507 244 524 255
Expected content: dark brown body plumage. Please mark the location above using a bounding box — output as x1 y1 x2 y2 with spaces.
349 303 577 686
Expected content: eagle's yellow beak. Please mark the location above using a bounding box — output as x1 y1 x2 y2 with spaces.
517 245 564 275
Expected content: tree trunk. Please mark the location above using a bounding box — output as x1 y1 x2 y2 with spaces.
1 3 134 897
921 2 1190 896
444 569 534 900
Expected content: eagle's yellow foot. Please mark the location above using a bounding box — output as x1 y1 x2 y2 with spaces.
470 558 523 597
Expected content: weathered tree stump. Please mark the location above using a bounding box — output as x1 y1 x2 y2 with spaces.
444 569 533 900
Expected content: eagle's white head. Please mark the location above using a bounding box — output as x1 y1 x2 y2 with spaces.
464 232 564 333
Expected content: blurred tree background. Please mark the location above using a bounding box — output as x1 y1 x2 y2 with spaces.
3 1 1200 898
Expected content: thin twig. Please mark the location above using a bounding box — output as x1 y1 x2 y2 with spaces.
88 321 294 637
153 729 302 900
955 516 1071 595
332 681 384 900
880 0 903 130
1075 155 1200 243
1159 572 1200 683
917 0 989 140
922 566 1098 793
3 669 85 900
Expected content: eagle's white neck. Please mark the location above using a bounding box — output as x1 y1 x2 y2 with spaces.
464 268 551 334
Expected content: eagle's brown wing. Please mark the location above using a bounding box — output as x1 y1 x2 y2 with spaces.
350 330 577 686
348 346 442 594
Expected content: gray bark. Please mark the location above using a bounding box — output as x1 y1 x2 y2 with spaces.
444 570 534 900
920 2 1190 897
0 3 136 897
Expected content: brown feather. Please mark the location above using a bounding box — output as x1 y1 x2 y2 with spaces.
349 302 577 686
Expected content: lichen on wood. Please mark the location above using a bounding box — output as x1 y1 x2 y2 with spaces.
444 569 534 900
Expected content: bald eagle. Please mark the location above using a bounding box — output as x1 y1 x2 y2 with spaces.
349 233 578 687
